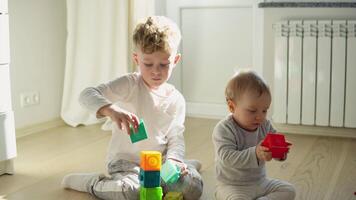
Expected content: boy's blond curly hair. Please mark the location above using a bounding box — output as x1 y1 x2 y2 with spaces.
225 69 271 103
133 16 181 54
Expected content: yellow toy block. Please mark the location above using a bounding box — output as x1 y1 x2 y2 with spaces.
140 151 161 171
164 192 183 200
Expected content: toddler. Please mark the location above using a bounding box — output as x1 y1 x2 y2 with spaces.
212 70 296 200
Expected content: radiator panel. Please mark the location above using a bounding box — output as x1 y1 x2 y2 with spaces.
330 21 346 127
274 20 356 128
302 20 317 125
345 21 356 128
316 26 332 126
273 21 288 124
287 21 302 124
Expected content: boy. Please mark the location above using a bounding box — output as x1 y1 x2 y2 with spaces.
61 16 203 200
212 70 295 200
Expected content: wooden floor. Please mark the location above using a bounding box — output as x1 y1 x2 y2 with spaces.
0 117 356 200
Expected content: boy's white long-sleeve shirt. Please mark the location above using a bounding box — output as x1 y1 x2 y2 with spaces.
79 72 186 165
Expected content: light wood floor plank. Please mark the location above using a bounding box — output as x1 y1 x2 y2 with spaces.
184 118 218 155
288 137 347 200
0 124 109 196
266 134 318 181
327 138 356 200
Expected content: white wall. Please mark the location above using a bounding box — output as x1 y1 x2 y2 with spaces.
165 0 264 119
262 8 356 118
9 0 66 129
161 2 356 120
154 0 166 16
8 0 356 130
8 0 160 131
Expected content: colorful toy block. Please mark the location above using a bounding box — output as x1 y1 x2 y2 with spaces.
140 187 163 200
161 160 180 184
140 151 162 200
130 119 148 143
261 133 292 160
163 192 183 200
140 151 162 171
140 168 161 188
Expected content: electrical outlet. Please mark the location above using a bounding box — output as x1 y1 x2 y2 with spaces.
20 91 40 107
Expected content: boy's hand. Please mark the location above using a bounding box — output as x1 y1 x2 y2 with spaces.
256 142 272 162
98 104 139 135
168 158 188 177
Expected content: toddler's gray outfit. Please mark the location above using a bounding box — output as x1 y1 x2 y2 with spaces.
212 115 295 200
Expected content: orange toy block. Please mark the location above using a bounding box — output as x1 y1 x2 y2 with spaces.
140 151 162 171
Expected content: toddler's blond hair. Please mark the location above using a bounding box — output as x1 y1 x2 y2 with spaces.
225 69 271 103
133 16 181 54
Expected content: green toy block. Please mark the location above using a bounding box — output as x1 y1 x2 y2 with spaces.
163 192 183 200
161 160 180 184
130 119 148 143
139 168 161 188
140 187 163 200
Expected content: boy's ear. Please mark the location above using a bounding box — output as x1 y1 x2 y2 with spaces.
132 52 139 65
227 99 236 113
173 53 181 65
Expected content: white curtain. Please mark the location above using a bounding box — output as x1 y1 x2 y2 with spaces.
61 0 155 127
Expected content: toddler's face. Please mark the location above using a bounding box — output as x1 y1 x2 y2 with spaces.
229 91 271 131
133 49 180 90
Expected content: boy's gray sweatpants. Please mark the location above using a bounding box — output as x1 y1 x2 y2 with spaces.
86 159 203 200
215 178 296 200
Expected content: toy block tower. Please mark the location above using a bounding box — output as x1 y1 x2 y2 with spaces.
139 151 163 200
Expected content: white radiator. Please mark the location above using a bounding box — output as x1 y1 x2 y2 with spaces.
273 20 356 128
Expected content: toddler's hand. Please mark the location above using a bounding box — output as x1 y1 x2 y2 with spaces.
99 104 139 135
256 142 272 162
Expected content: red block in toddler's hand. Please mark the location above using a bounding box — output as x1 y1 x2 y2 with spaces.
261 133 292 160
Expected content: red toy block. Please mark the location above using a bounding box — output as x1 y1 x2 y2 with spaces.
261 133 292 159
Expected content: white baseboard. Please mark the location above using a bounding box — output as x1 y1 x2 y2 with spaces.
273 123 356 138
186 102 228 119
16 118 66 138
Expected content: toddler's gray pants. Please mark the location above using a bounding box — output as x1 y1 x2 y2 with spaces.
215 178 296 200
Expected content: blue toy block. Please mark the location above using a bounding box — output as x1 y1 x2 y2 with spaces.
130 119 148 143
161 160 180 184
140 187 163 200
139 168 161 188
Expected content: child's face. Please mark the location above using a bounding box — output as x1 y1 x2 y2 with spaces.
133 49 180 90
228 91 271 131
